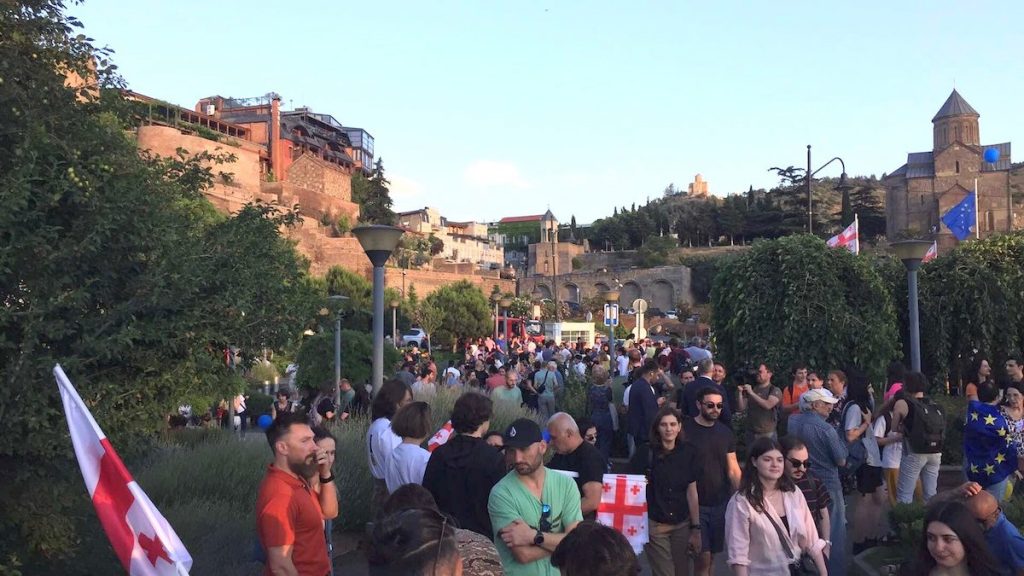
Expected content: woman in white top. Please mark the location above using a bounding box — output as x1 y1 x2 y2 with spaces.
367 379 413 505
725 437 827 575
385 401 433 494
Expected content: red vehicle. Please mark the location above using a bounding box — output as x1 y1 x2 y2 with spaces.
496 316 545 344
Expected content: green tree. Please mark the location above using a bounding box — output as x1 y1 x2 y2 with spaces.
637 236 678 268
849 184 886 239
915 233 1024 387
295 330 402 390
0 2 321 565
712 235 899 384
351 159 396 225
422 281 492 348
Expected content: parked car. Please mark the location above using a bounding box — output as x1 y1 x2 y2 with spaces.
647 307 666 318
401 328 429 348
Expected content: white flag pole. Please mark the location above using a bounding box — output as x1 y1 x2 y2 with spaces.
974 178 980 239
854 213 860 255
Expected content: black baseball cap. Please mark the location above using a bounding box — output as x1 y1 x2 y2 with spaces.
503 418 543 449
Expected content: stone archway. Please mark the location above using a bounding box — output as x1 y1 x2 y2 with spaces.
535 284 552 300
650 280 674 311
594 282 611 296
620 282 642 307
562 283 581 303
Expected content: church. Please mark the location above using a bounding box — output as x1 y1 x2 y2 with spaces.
884 90 1021 251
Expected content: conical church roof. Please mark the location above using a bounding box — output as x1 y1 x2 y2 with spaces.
932 89 979 122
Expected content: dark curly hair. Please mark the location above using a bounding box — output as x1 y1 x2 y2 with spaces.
367 507 458 576
450 391 492 434
372 379 412 421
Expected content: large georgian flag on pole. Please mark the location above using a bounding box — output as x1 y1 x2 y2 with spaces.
827 214 859 255
54 365 193 575
596 474 648 554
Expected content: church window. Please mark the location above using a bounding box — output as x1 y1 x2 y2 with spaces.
987 211 995 232
955 161 960 174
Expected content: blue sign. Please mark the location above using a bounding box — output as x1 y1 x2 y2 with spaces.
603 303 619 326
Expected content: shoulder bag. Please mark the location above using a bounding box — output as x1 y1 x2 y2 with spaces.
763 507 819 576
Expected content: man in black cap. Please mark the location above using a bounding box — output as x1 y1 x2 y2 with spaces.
488 418 583 575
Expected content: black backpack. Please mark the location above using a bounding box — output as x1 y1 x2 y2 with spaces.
905 396 945 454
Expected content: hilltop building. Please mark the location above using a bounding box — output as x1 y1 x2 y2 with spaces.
884 90 1021 251
396 207 504 269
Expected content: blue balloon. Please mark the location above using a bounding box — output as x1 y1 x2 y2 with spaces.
984 147 1000 163
257 414 273 430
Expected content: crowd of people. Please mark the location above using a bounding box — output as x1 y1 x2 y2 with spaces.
251 333 1024 576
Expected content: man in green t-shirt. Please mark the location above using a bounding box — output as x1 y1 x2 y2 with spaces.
488 418 583 575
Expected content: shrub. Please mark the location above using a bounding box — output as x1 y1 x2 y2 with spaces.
932 394 965 465
712 235 899 385
295 330 402 391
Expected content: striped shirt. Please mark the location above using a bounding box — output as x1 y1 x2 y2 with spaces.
794 473 831 523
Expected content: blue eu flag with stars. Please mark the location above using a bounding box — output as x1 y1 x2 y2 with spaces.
941 191 977 241
964 400 1018 486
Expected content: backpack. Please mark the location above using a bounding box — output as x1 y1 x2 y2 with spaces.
840 402 867 475
905 396 945 454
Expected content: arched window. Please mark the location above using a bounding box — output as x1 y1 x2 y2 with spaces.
956 161 960 174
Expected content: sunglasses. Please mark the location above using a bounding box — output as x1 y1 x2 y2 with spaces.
584 434 597 442
540 503 552 532
702 402 723 409
788 458 811 469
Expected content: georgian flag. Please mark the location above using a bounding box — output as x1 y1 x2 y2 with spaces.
55 365 193 575
596 474 649 554
827 218 859 255
427 420 454 452
923 241 938 263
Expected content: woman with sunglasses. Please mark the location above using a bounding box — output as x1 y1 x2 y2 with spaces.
780 436 831 560
632 405 701 576
725 437 828 575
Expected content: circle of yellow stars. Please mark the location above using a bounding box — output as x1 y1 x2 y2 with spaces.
968 410 1015 477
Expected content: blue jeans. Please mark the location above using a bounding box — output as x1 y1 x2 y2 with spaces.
824 478 847 576
897 449 942 503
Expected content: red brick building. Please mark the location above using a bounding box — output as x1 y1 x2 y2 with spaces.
884 90 1022 251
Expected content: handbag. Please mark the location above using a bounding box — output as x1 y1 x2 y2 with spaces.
763 507 819 576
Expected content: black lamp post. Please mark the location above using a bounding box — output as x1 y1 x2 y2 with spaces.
806 145 852 234
352 224 404 394
499 297 512 352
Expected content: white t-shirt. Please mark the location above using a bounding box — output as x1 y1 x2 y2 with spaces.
845 404 881 467
617 355 630 377
384 443 431 494
873 414 902 469
623 383 632 408
367 417 402 480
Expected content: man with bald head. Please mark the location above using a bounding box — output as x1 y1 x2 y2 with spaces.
935 482 1024 575
546 412 607 520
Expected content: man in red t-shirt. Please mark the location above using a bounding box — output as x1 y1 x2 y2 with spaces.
257 412 336 576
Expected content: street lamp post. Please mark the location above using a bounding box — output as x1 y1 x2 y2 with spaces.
389 299 399 347
499 297 512 353
805 145 852 235
892 240 933 372
353 224 404 395
603 289 620 371
327 295 349 409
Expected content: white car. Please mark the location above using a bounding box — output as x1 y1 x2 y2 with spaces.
401 328 428 348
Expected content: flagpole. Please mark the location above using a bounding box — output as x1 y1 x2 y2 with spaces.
854 213 860 255
974 178 980 239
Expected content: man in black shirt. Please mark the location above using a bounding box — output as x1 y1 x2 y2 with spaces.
546 412 607 520
683 386 742 576
422 392 507 537
680 359 732 426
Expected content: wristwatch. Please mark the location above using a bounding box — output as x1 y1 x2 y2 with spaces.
690 523 701 530
533 529 545 546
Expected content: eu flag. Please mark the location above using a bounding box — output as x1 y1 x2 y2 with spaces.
964 400 1018 486
941 191 977 241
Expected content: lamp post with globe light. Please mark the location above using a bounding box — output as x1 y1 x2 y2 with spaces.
352 224 404 395
891 240 934 372
805 145 853 235
389 299 400 348
327 294 348 409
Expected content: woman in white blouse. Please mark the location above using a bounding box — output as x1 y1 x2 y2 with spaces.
725 437 828 575
384 401 433 494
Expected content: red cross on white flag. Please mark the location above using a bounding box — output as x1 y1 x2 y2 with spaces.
596 474 648 553
55 365 193 575
827 216 860 255
428 420 454 452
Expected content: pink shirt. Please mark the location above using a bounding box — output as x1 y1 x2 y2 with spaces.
885 382 903 402
725 489 825 575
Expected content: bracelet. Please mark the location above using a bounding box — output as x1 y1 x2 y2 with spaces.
319 474 335 484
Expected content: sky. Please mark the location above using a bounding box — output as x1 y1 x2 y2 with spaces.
71 1 1024 224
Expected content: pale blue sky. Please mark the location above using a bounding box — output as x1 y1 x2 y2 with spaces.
71 1 1023 223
